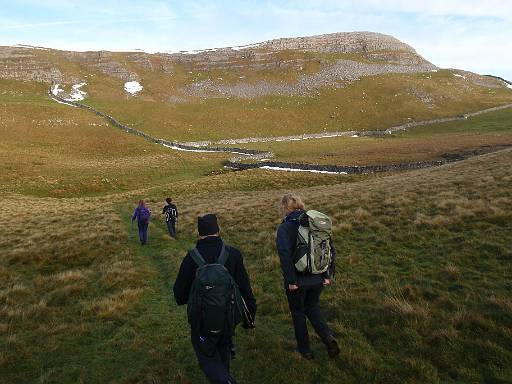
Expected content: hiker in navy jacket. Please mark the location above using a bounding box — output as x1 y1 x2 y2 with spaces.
276 193 340 360
131 200 151 245
174 214 256 384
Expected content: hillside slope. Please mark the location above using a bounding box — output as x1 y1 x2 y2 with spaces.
1 32 511 143
1 147 511 383
1 31 512 383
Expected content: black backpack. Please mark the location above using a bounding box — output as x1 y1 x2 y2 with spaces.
187 244 254 334
165 205 177 222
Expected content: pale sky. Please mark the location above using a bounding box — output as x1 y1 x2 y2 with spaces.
1 0 511 80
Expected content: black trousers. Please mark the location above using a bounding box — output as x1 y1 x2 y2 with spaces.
191 330 237 384
285 283 333 354
166 220 176 237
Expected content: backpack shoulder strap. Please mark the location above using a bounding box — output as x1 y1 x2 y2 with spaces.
217 243 230 266
190 248 205 267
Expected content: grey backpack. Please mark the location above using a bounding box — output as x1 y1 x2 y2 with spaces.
293 210 333 274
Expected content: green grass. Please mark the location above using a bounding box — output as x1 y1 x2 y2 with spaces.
80 70 512 142
1 47 512 383
400 107 512 136
0 80 232 197
1 148 511 383
3 48 512 144
224 107 512 165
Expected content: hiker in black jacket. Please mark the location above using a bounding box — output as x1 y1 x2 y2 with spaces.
174 214 256 384
162 197 178 238
276 193 340 360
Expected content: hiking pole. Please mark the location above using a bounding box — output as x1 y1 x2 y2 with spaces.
241 296 255 329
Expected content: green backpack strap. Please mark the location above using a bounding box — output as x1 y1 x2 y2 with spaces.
190 248 205 267
217 243 229 266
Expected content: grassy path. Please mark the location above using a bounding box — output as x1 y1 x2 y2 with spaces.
118 206 209 383
3 149 511 383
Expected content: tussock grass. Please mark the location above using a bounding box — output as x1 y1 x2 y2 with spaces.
444 263 460 280
84 287 145 319
383 284 429 320
46 269 91 283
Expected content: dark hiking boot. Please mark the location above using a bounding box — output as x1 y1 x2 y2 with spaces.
300 351 314 360
326 339 340 358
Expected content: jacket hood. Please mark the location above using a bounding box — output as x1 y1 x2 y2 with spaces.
284 209 304 222
197 235 223 246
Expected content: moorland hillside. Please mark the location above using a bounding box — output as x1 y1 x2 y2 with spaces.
1 32 512 383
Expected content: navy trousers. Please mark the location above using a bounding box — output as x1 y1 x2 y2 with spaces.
191 331 237 384
286 284 333 354
137 222 148 244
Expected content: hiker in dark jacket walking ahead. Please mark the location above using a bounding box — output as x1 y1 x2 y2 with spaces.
162 197 178 238
174 214 257 384
131 199 151 245
276 193 340 360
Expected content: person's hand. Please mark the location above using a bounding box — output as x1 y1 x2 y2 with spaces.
323 278 331 286
288 284 299 292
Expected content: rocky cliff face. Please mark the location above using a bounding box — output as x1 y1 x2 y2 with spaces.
0 32 431 84
259 32 418 54
0 47 63 83
168 32 432 69
0 32 507 101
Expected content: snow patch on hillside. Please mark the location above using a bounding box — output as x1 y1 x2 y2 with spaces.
69 83 87 101
124 81 143 95
166 42 261 55
51 84 63 96
13 44 50 50
162 143 220 153
231 43 261 51
260 166 347 175
51 83 87 101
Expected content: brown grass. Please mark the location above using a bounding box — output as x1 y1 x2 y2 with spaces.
0 92 227 197
1 103 511 382
383 286 429 320
85 288 145 319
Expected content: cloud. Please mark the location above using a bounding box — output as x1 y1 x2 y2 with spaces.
1 17 177 30
0 0 510 79
284 0 512 22
264 1 512 79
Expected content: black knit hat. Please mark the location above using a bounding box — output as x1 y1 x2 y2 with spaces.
198 214 220 236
